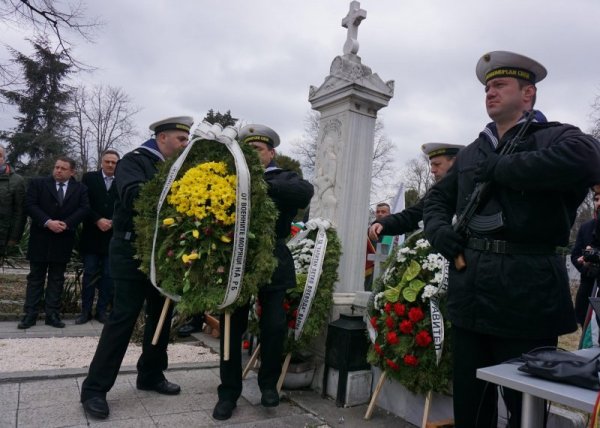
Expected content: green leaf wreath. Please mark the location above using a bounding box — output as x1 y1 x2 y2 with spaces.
366 231 452 395
249 219 341 354
134 138 278 315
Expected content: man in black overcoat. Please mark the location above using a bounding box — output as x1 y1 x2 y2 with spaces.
76 149 120 324
212 124 314 421
424 51 600 426
80 116 193 420
18 156 89 329
571 192 600 326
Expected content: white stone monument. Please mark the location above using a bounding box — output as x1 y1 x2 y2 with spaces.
309 1 394 315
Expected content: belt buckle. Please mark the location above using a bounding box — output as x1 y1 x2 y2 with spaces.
491 240 506 253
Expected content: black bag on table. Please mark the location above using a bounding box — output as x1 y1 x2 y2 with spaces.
517 347 600 391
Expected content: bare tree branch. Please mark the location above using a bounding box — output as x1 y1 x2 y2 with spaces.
591 93 600 140
399 154 434 198
292 110 398 201
0 0 101 82
65 84 140 172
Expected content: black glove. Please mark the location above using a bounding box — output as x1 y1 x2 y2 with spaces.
431 225 465 260
474 152 500 183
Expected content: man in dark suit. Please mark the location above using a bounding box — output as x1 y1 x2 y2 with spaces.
18 156 89 329
76 149 120 325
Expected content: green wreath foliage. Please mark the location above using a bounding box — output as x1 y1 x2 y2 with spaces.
249 222 341 355
134 138 277 315
366 231 452 395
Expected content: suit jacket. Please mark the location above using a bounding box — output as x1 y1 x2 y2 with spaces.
26 176 90 263
80 170 118 255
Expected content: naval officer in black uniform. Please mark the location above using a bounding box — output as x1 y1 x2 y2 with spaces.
424 51 600 426
80 116 193 420
368 142 462 241
212 124 314 421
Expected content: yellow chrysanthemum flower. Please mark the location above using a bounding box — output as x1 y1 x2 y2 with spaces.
167 162 237 225
163 218 175 226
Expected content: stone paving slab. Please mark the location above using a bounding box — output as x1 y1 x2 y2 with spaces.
0 321 411 428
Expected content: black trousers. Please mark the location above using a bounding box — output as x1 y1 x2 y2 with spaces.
24 261 67 317
217 287 287 402
451 325 557 428
80 276 173 401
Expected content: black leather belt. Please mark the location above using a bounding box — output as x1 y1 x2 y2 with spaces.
113 231 135 241
467 238 558 255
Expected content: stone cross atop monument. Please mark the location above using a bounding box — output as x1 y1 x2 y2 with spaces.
342 1 366 55
308 2 394 304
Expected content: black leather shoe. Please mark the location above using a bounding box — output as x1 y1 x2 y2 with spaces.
45 313 65 328
75 313 92 325
212 400 236 420
261 388 280 407
95 312 108 324
82 396 109 419
17 315 36 329
136 379 181 395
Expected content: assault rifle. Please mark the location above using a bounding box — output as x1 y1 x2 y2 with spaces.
453 110 537 270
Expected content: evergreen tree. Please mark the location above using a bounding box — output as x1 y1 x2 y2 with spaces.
275 153 302 177
203 109 237 127
0 37 73 176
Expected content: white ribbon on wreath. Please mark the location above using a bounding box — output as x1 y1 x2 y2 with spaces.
149 120 251 310
287 217 331 340
429 259 449 364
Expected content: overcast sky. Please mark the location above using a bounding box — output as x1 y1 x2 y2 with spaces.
1 0 600 192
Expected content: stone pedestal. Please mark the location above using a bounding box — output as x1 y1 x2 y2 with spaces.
308 54 394 297
306 0 393 407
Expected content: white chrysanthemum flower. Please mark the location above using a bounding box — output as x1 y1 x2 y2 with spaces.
373 292 385 310
415 238 430 249
381 266 395 284
421 284 438 300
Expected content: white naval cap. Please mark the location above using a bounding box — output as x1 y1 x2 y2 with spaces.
476 51 547 85
238 124 280 148
149 116 194 134
421 142 464 159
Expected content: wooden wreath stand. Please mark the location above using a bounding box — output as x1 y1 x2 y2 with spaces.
152 298 171 345
364 372 453 427
151 300 231 360
242 345 292 393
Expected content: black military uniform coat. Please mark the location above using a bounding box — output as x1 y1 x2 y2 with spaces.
217 165 314 402
424 120 600 339
81 141 173 400
264 167 315 290
26 176 89 263
80 170 118 255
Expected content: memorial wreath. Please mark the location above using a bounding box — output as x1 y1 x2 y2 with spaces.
249 218 341 354
367 232 452 395
134 127 277 315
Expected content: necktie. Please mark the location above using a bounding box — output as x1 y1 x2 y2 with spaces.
105 176 113 191
57 183 65 206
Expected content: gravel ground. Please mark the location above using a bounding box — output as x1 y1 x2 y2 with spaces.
0 337 218 372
